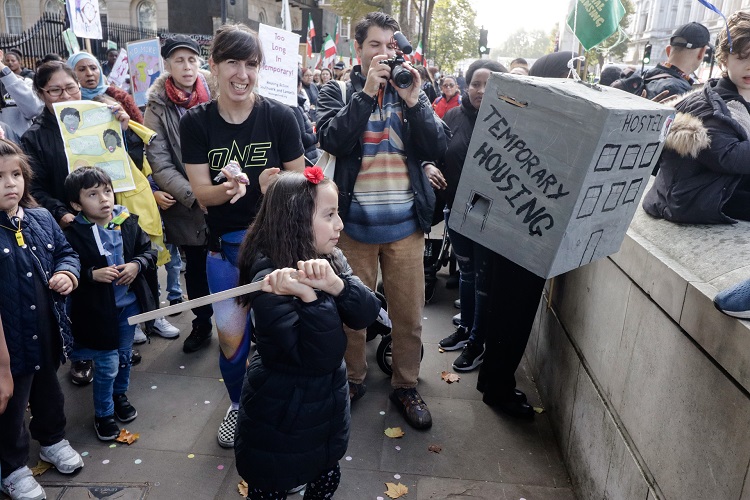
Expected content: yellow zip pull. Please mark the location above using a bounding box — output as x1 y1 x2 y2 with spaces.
15 229 24 247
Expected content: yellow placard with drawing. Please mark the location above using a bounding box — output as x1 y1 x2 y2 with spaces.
53 100 136 193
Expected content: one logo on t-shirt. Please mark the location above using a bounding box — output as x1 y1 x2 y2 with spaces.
207 140 272 171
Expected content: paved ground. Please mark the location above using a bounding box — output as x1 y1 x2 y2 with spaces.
9 266 575 500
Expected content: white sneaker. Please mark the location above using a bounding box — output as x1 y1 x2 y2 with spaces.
1 466 45 500
133 325 147 345
217 406 238 448
152 318 180 338
39 439 84 474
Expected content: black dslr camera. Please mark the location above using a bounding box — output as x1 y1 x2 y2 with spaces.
380 31 413 89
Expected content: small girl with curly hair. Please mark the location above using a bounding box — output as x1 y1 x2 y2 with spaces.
233 167 380 499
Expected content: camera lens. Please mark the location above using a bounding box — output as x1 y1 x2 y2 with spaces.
391 65 413 89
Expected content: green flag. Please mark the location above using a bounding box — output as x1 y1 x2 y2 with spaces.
567 0 626 51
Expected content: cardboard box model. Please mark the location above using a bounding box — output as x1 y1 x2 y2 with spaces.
448 73 674 278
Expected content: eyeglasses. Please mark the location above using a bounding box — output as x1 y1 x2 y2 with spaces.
42 84 81 98
441 83 456 88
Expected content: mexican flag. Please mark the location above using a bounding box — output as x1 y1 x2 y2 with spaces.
334 17 340 45
322 34 337 67
349 39 356 67
413 41 424 64
307 14 316 58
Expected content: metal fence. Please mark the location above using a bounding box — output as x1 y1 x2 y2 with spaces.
0 13 68 68
0 13 175 68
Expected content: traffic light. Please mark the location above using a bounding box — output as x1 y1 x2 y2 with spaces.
642 43 652 65
479 29 489 55
703 45 714 64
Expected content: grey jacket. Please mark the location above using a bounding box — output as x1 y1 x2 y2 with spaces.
0 72 43 138
143 71 215 246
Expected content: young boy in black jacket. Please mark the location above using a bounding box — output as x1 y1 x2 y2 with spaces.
63 167 157 441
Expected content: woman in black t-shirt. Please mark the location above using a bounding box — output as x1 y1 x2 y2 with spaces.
181 23 304 451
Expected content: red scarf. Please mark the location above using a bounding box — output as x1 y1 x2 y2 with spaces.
165 73 211 109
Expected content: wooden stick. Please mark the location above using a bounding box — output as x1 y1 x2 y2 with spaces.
128 281 263 325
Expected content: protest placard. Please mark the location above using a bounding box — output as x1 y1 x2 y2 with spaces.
53 101 135 193
126 38 163 107
108 49 129 88
258 24 300 106
449 73 675 278
66 0 102 40
62 28 80 56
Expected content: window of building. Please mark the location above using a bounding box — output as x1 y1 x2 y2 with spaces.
259 8 267 25
4 0 22 34
44 0 64 16
137 1 156 31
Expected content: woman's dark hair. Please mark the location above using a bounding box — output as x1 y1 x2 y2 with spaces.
236 172 340 305
33 61 77 95
529 51 577 78
354 11 400 46
415 65 432 85
717 11 750 74
465 59 507 84
210 24 264 66
320 68 332 79
102 128 122 147
0 139 36 208
7 48 22 59
64 166 113 205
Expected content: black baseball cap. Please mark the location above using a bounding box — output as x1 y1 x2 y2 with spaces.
334 61 345 70
161 34 200 59
670 22 710 49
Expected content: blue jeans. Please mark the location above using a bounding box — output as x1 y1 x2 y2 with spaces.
165 243 183 301
71 302 139 417
446 209 491 345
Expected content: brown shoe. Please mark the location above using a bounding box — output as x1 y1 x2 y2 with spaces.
390 388 432 429
349 382 367 402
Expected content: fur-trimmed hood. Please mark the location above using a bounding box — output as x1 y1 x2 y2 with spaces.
146 69 216 106
664 112 710 158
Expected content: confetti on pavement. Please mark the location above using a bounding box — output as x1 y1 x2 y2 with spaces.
187 454 195 459
134 459 142 464
102 460 110 464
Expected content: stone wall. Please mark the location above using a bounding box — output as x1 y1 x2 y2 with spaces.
528 207 750 499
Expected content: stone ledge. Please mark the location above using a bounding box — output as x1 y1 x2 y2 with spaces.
610 204 750 393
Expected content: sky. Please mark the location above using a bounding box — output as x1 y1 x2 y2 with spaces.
470 0 571 47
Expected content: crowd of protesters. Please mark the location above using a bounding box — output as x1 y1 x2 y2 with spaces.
4 7 750 500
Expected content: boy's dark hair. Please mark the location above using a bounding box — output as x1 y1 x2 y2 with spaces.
210 24 264 67
64 166 113 205
33 61 77 95
106 48 119 57
236 172 340 306
60 107 80 121
510 57 528 67
354 12 400 46
0 139 37 208
717 11 750 74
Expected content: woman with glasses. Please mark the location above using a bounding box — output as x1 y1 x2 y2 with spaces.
22 61 129 229
432 75 460 118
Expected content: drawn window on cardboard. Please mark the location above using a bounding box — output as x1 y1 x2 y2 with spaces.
595 145 620 172
602 182 627 212
638 142 660 168
619 145 640 170
580 230 604 266
622 178 644 204
577 186 602 219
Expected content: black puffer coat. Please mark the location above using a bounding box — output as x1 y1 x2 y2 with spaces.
234 250 380 492
643 78 750 224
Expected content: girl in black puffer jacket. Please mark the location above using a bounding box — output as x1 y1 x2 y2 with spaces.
234 168 380 498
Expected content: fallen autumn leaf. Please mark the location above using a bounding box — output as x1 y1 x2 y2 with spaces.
115 429 140 445
428 444 442 454
238 480 248 497
440 371 460 383
30 460 52 477
385 482 409 498
384 427 405 438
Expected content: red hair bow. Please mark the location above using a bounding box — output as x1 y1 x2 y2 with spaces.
304 166 324 184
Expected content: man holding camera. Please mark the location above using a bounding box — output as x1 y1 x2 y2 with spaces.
317 11 447 430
